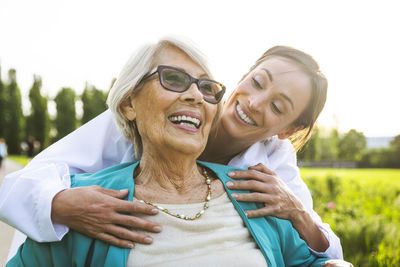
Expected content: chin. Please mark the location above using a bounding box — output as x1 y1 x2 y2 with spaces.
168 140 205 156
177 147 203 157
219 115 241 139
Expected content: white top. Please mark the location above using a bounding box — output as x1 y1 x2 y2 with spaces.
128 193 267 267
0 143 7 157
0 109 343 259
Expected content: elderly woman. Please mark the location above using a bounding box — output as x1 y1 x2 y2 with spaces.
7 38 350 267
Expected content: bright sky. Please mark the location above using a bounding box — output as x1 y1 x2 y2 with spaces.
1 0 399 137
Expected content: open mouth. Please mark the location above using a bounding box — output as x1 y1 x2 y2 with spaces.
168 115 201 129
235 103 256 126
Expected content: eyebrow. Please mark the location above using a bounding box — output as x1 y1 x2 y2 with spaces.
280 93 294 110
261 68 273 82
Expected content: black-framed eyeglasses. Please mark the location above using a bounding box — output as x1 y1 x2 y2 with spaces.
142 65 226 104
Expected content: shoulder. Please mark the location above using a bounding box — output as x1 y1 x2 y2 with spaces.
228 137 296 170
263 137 298 175
70 161 139 190
263 136 295 157
8 231 124 266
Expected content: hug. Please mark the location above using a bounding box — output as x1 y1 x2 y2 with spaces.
3 37 351 266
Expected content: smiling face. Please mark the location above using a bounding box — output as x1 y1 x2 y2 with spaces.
121 46 218 158
220 57 312 144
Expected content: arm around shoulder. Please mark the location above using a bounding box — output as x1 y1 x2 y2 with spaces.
0 110 130 242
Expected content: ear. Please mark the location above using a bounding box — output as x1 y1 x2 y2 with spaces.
120 97 136 121
277 126 304 140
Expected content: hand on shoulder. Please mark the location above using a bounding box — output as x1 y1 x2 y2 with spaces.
51 186 162 248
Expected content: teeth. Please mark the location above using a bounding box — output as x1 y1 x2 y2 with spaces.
169 115 201 128
236 104 256 126
181 122 196 129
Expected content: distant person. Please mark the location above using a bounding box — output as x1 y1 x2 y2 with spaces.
0 138 7 168
26 136 35 158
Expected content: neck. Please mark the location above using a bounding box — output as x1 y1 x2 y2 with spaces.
136 149 203 195
200 124 253 164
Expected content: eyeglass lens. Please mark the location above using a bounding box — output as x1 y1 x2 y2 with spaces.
160 68 223 103
161 68 190 92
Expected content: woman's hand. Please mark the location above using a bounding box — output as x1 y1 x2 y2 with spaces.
226 163 329 252
51 186 161 248
323 259 354 267
226 163 305 220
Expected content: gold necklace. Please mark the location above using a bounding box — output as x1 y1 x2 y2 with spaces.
138 167 212 221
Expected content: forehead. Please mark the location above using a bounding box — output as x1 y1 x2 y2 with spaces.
155 46 207 77
257 57 311 88
257 57 304 76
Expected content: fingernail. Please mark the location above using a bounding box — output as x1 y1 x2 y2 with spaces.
231 193 238 198
144 237 153 244
228 171 235 177
151 209 159 214
226 181 234 187
127 243 134 248
153 226 162 232
120 189 129 193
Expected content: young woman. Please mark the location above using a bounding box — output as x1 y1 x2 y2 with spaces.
0 39 342 259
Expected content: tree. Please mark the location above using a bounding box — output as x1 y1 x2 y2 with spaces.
329 128 340 160
297 128 321 161
359 148 392 168
26 75 50 150
389 134 400 167
319 138 334 160
320 128 340 160
53 88 77 142
338 129 366 161
0 65 5 138
4 69 24 154
81 83 107 124
390 135 400 151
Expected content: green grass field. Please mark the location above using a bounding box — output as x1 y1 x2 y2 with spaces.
8 155 30 166
300 168 400 267
301 168 400 182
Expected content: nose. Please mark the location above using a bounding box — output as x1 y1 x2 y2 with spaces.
248 94 263 113
179 83 204 104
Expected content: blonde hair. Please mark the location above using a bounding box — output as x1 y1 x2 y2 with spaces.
107 37 220 158
249 46 328 151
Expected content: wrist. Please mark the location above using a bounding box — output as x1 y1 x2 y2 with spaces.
51 188 68 224
290 209 330 252
290 207 312 229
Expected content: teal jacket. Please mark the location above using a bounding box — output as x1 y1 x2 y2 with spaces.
8 161 328 267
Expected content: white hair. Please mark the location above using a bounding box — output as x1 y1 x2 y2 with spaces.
107 36 213 158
